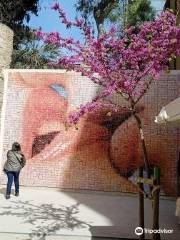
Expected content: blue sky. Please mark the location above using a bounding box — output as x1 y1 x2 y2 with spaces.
28 0 80 40
27 0 165 39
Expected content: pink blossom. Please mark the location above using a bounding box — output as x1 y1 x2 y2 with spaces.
38 8 180 124
51 2 60 11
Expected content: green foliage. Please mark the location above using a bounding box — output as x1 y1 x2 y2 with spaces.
75 0 119 34
76 0 156 33
125 0 155 27
0 0 60 69
11 31 60 69
13 25 33 50
75 0 94 24
0 0 39 30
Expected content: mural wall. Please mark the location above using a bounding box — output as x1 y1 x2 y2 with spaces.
0 70 179 196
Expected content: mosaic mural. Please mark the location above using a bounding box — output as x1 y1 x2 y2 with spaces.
0 70 179 195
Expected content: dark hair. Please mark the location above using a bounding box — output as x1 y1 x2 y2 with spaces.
12 142 21 151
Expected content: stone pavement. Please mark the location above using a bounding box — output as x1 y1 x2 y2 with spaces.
0 185 179 240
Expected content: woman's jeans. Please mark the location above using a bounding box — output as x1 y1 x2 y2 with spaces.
6 171 20 195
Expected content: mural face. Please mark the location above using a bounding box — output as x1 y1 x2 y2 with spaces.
0 70 179 195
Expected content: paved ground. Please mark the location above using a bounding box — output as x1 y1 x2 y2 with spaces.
0 185 179 240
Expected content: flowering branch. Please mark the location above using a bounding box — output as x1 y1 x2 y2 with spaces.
36 3 180 124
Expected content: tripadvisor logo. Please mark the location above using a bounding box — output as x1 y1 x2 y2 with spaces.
135 227 173 236
135 227 143 236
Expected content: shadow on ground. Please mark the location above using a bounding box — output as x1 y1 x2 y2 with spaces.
0 200 91 240
0 187 15 196
90 226 139 240
0 187 6 195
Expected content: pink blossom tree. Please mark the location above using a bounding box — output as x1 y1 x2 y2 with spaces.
36 4 180 239
36 4 180 175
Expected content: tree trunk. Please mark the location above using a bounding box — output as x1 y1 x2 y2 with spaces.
138 166 145 240
0 23 14 112
133 113 150 176
152 167 161 240
96 22 104 38
133 113 150 240
133 113 161 240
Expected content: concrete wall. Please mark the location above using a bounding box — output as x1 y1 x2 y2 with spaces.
0 24 13 112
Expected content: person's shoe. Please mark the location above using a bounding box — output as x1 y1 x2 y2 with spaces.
5 195 10 199
15 192 19 197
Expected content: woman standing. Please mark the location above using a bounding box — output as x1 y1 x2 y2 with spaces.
3 142 26 199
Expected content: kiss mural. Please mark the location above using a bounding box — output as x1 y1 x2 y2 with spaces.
0 70 179 196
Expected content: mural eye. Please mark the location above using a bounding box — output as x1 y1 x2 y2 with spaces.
50 84 68 99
